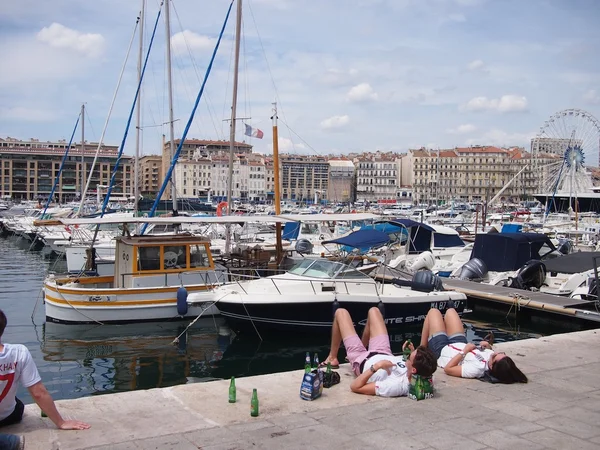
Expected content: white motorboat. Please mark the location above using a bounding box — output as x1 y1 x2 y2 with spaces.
188 258 467 334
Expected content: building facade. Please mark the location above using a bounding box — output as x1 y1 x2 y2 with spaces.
355 152 399 202
138 155 163 198
0 137 132 202
280 155 329 202
327 159 355 203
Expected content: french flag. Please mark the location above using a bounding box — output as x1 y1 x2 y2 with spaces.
244 124 264 139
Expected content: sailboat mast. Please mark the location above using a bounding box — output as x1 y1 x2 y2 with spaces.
80 103 85 205
134 0 145 217
165 0 177 214
272 102 282 263
225 0 242 253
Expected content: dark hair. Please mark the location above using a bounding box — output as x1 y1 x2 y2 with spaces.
489 356 528 384
413 345 437 377
0 310 6 339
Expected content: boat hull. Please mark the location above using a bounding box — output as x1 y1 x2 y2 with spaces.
44 282 220 324
215 292 467 334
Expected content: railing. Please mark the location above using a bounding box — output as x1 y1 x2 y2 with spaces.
221 270 383 299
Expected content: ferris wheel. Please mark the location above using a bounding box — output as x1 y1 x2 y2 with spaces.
532 108 600 195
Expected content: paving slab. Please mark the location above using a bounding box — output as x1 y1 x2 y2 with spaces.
3 328 600 449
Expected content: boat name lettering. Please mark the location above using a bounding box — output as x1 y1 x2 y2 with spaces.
358 315 427 326
88 295 113 302
431 301 461 310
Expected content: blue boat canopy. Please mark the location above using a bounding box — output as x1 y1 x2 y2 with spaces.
470 232 556 271
322 229 391 252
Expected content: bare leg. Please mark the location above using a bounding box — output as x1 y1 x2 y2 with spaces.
443 308 465 336
326 308 358 366
361 307 388 348
420 308 446 347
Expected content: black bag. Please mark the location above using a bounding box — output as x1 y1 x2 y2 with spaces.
322 370 340 388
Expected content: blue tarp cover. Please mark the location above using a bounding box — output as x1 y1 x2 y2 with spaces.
322 229 390 252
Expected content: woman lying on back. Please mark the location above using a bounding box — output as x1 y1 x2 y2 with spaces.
420 306 527 383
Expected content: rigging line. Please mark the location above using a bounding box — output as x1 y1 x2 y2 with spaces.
171 0 222 139
100 1 165 218
84 107 98 142
277 117 321 155
77 14 140 216
141 0 235 234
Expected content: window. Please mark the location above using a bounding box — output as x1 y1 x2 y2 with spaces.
190 245 210 268
163 245 187 269
138 246 161 271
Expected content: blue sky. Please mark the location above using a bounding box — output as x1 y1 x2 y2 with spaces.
1 0 599 157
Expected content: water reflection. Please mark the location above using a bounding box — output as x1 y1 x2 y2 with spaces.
41 319 233 396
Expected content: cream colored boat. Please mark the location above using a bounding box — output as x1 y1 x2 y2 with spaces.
44 234 227 324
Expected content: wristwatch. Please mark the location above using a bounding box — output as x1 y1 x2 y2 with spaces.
370 365 377 373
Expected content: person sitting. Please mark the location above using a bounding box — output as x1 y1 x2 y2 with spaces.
420 306 527 383
321 307 437 397
0 310 90 430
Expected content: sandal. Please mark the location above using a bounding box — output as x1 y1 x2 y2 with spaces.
318 359 340 369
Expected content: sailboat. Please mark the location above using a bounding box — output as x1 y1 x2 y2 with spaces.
41 0 237 324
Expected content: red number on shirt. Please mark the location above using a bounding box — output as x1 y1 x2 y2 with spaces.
0 373 15 403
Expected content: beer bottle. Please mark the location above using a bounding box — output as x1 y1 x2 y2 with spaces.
304 352 311 373
313 353 320 370
228 376 236 403
326 362 332 374
403 339 412 361
250 388 259 417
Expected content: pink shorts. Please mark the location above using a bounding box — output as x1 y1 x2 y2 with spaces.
343 334 392 376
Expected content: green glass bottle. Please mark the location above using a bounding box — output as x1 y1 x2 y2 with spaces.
41 410 48 417
326 362 332 374
403 339 412 361
250 388 259 417
228 376 236 403
304 352 311 373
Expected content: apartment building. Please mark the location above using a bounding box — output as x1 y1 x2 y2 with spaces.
408 146 554 204
280 154 329 202
0 137 132 202
138 155 162 198
327 159 355 203
355 152 399 202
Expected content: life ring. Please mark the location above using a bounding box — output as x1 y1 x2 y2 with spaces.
216 201 228 217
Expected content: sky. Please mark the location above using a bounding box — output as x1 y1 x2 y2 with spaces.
1 0 600 158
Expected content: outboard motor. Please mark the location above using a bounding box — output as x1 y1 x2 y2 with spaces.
509 260 546 290
409 251 435 272
457 258 488 281
557 239 573 255
584 277 598 301
295 238 313 255
392 270 444 293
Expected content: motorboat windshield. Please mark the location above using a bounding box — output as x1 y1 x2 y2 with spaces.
287 259 371 280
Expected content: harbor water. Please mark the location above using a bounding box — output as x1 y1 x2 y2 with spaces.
0 235 596 404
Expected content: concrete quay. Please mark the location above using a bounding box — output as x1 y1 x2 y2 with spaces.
6 328 600 450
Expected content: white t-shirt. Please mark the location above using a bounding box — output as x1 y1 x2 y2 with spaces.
0 343 42 421
361 354 409 397
437 342 493 379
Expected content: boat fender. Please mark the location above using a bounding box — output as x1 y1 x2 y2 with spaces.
377 300 385 319
332 299 339 317
177 286 188 316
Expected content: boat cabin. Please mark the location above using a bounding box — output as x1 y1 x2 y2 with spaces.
115 235 215 289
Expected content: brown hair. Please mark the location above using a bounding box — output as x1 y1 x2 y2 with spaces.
413 345 437 377
489 356 528 384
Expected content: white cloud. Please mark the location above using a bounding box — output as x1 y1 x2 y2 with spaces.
463 94 528 113
37 23 104 57
320 115 350 130
465 128 535 147
447 124 476 134
270 136 306 153
170 30 217 56
583 89 600 104
467 59 486 71
346 83 379 103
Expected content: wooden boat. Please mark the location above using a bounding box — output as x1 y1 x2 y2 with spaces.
43 234 227 324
